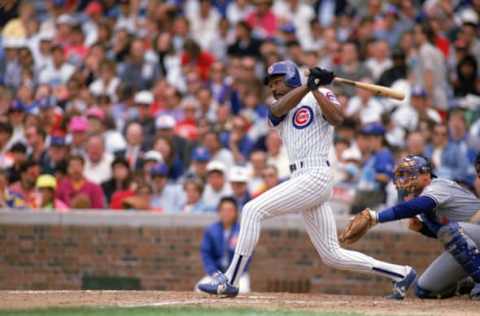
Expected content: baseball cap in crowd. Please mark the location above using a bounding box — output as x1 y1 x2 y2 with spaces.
155 114 176 130
206 160 226 174
410 85 427 98
150 163 169 177
134 90 154 105
229 166 249 183
50 136 66 147
360 122 385 136
38 30 55 42
143 150 164 163
192 147 210 162
36 174 57 189
86 106 105 121
57 14 76 26
86 1 102 15
68 116 89 133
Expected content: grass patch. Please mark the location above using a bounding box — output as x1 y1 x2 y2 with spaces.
0 306 366 316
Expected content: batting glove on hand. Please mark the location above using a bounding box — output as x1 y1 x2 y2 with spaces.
307 67 334 90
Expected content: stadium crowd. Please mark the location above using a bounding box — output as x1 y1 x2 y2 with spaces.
0 0 479 213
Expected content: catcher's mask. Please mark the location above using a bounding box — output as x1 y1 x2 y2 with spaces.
394 155 433 195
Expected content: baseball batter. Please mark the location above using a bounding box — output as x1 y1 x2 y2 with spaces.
340 155 480 299
199 61 416 299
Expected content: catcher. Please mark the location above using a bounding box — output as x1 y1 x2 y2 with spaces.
340 155 480 299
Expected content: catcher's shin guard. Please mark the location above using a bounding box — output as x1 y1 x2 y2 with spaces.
438 223 480 283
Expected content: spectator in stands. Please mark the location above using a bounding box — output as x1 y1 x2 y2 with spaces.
412 23 448 110
155 114 191 169
253 164 280 197
405 131 426 156
227 21 262 58
202 130 234 169
184 147 211 183
227 115 254 164
352 123 394 214
25 125 47 165
7 101 26 147
182 178 207 213
56 155 105 209
149 163 185 213
335 42 372 97
119 181 153 210
202 161 232 212
377 48 408 87
365 40 392 82
116 121 144 171
118 38 160 90
181 38 215 81
196 196 250 293
68 116 89 156
9 160 41 208
392 85 441 133
246 0 277 39
131 90 156 148
345 78 384 125
141 150 164 182
152 135 184 181
84 134 114 185
38 44 75 85
265 129 289 179
247 150 267 193
6 142 27 184
35 174 68 211
229 165 251 209
186 0 221 51
101 157 132 204
42 136 67 175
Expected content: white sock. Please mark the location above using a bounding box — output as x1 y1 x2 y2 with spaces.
225 253 250 287
371 261 410 282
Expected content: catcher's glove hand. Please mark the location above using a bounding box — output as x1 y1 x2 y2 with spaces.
339 208 377 244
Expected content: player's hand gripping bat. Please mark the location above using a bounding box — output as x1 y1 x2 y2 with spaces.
305 69 405 101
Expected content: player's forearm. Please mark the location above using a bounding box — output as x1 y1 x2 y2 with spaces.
376 196 437 223
311 90 344 126
270 85 310 117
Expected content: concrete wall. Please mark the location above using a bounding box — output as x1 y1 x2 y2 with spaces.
0 210 442 295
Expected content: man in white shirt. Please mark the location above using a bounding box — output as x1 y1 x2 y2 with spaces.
273 0 315 49
186 0 220 51
38 45 75 85
365 40 393 81
345 79 384 125
202 161 232 212
83 134 114 185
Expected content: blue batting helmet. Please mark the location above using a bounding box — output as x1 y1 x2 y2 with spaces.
394 155 433 194
263 60 301 88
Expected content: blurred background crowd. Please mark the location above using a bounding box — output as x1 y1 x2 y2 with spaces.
0 0 480 214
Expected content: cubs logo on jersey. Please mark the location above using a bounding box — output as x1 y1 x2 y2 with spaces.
292 106 314 129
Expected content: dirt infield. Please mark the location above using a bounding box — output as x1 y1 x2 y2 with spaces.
0 291 479 316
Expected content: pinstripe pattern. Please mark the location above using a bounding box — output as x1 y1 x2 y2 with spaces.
225 89 409 288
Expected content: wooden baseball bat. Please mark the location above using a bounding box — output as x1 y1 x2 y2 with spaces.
304 70 405 100
333 77 405 100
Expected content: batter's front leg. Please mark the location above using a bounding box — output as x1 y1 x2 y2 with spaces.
303 202 416 298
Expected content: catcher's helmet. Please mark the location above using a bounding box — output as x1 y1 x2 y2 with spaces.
263 60 301 88
394 155 433 194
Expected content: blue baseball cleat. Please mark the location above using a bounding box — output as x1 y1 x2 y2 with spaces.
386 267 417 300
198 271 239 298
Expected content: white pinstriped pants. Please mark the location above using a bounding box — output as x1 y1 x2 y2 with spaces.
234 165 408 279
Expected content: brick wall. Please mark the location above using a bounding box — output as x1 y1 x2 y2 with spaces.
0 211 442 295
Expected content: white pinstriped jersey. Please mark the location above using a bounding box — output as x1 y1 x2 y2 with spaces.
269 88 340 164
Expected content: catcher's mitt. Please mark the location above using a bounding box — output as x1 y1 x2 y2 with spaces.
339 208 377 244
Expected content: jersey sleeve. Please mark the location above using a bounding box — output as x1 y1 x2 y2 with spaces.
267 109 287 127
421 181 451 206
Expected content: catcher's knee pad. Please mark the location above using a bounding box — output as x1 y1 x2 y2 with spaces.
438 223 480 282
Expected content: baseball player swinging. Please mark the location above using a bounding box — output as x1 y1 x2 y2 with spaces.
199 61 416 299
340 155 480 299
